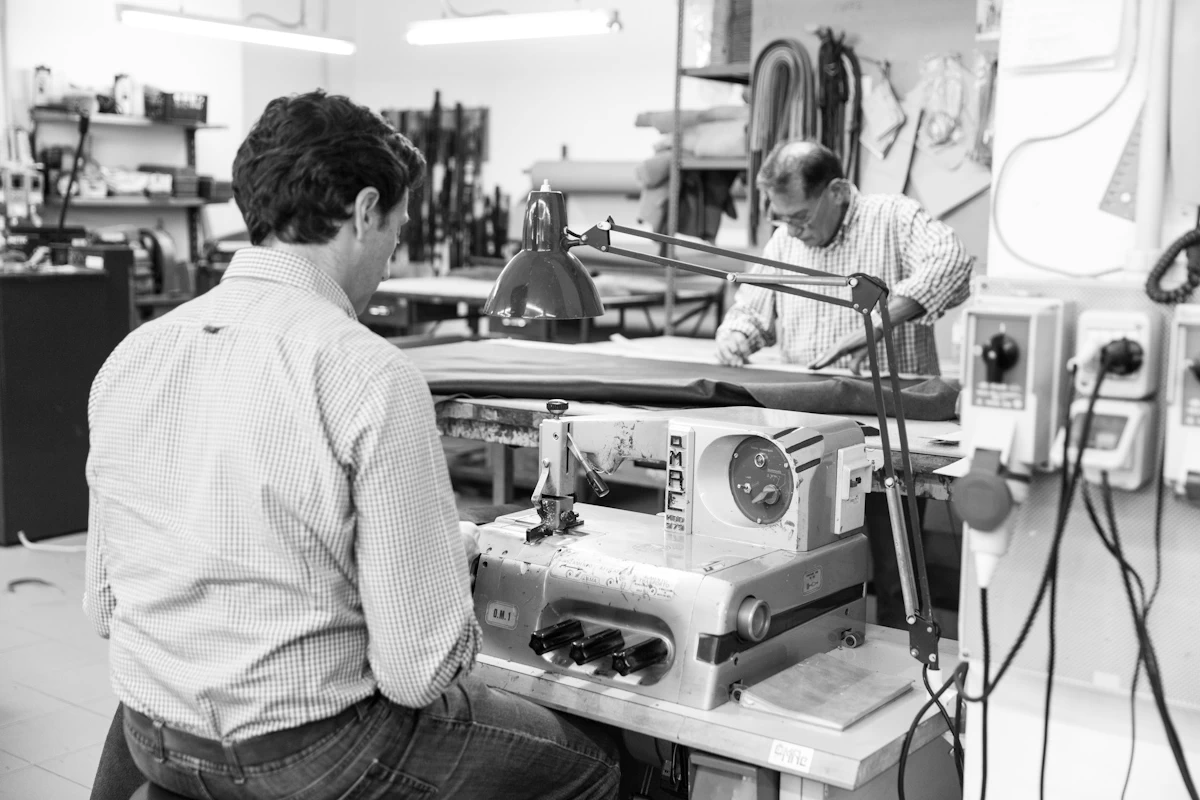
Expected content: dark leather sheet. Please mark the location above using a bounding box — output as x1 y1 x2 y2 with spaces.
404 341 960 421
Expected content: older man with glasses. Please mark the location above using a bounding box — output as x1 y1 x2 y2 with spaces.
714 139 973 375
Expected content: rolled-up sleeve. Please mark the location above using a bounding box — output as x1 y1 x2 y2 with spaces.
716 232 785 352
351 357 481 709
893 206 974 325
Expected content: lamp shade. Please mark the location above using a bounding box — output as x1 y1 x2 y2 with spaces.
483 183 604 320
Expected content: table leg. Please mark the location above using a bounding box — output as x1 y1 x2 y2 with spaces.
488 443 514 504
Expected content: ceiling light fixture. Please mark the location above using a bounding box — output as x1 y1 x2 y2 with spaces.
406 8 621 46
117 5 357 56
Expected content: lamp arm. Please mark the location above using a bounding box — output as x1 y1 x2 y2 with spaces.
574 216 941 667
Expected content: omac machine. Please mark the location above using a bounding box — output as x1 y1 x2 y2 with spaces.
475 180 945 713
472 405 876 709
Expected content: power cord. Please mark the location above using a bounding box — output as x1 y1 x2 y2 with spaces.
959 365 1101 708
1081 481 1146 800
897 662 969 800
1144 211 1200 304
980 588 990 800
1094 472 1198 799
922 665 964 785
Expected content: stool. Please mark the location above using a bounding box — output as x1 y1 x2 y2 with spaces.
130 783 191 799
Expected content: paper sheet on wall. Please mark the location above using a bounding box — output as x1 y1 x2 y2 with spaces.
999 0 1128 72
858 95 923 197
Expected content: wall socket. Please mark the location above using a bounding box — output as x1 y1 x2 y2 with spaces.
960 296 1067 470
1074 310 1159 399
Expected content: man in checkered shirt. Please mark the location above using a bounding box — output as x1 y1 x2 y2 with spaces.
85 91 619 799
715 140 973 375
715 140 973 629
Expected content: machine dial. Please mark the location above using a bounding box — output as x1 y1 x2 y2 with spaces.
729 437 794 524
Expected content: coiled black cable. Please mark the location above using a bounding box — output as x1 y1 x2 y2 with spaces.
1145 214 1200 304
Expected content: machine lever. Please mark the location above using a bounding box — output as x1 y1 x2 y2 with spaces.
569 628 625 664
530 619 585 655
612 638 669 675
531 458 551 505
567 433 610 498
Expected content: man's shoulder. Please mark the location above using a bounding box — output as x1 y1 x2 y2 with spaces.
857 191 923 218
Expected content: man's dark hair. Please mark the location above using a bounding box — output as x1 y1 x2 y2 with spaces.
756 140 844 199
233 91 425 246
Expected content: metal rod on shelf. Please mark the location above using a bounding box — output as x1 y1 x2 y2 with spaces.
664 0 685 336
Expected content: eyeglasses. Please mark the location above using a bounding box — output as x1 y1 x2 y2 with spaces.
769 209 810 228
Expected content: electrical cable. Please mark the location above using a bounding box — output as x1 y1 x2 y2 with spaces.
244 0 306 29
960 365 1105 706
989 1 1140 278
1144 210 1200 304
58 113 90 230
16 530 86 553
1099 473 1199 799
980 588 990 800
748 38 816 241
922 665 964 784
1120 658 1142 800
897 662 969 800
1040 539 1060 800
1083 477 1145 800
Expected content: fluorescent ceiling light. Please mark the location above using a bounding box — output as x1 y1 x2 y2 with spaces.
117 5 356 55
406 9 620 46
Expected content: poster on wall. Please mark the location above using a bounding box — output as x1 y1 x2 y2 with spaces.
976 0 1002 41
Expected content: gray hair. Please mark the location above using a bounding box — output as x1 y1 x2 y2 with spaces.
756 140 844 198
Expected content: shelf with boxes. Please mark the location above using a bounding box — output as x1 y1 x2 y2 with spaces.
29 102 230 305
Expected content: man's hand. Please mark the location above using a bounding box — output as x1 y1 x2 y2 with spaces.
808 329 871 370
459 521 480 569
715 329 751 367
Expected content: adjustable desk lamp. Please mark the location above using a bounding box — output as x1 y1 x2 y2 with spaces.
482 181 941 668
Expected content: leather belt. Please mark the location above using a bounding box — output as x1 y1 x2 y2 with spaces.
124 695 374 766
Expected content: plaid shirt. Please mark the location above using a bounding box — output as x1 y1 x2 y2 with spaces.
85 247 479 740
718 187 973 375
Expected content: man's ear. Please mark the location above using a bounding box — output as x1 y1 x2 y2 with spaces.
827 178 852 204
352 187 382 241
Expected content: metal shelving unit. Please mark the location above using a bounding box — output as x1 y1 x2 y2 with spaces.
665 3 752 334
678 62 751 84
30 108 226 131
43 196 227 209
30 107 225 264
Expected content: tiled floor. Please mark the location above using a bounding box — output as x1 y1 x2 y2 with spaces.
0 532 112 799
0 481 494 800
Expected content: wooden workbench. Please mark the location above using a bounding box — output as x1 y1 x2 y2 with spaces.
431 337 964 503
475 625 960 796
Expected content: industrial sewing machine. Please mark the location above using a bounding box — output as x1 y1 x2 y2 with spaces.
471 403 878 709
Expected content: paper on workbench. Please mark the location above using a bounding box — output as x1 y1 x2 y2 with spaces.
735 651 913 731
933 458 972 478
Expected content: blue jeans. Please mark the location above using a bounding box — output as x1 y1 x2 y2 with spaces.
124 673 620 800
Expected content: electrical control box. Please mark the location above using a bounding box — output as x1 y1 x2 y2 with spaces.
960 296 1068 470
1165 305 1200 500
1051 398 1157 491
1074 310 1159 399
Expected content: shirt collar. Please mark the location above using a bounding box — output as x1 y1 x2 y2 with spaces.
826 184 860 250
222 246 357 319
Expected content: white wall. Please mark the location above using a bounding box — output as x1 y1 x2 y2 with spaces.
7 0 246 239
240 0 356 130
345 0 738 205
987 0 1196 280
